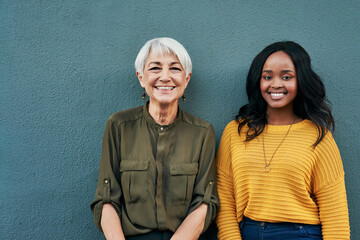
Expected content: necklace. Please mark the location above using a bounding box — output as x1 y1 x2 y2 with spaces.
262 119 296 172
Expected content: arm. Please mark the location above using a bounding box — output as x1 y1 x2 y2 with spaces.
316 179 350 240
90 118 124 236
101 203 126 240
171 203 208 240
313 132 350 240
173 125 219 238
216 169 241 240
216 122 242 240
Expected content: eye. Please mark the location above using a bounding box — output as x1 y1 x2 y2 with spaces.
263 76 272 80
149 67 161 71
282 76 292 80
170 67 182 71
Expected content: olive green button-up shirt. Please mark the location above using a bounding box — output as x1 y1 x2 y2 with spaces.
90 103 219 236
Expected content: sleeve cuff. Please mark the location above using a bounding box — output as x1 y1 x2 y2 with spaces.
203 180 214 204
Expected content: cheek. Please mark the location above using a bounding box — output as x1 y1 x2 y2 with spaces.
259 82 268 101
176 76 188 88
143 77 155 87
288 81 298 94
260 79 268 94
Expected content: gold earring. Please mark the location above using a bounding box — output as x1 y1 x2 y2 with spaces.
142 91 146 101
182 95 186 102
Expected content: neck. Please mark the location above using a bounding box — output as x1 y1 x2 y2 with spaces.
148 100 179 125
266 106 299 125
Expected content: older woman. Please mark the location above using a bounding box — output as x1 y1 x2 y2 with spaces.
91 37 219 240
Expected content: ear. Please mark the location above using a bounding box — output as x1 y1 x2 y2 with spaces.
184 73 192 89
137 72 145 88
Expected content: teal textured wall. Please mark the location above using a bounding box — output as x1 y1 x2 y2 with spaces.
1 1 359 239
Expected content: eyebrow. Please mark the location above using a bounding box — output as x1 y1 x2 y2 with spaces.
148 61 160 66
147 61 181 67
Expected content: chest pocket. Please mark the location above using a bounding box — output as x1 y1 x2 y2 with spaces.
167 163 198 205
120 160 149 203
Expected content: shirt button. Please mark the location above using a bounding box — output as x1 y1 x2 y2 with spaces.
104 179 109 184
260 222 265 227
159 127 164 131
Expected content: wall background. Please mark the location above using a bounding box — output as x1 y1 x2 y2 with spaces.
1 1 359 239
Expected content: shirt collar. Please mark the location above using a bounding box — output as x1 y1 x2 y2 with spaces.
142 101 182 131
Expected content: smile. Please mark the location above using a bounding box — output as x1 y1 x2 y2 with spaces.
268 92 287 99
270 93 286 96
155 86 175 90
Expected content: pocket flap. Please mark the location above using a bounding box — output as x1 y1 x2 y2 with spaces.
120 161 149 172
170 163 198 175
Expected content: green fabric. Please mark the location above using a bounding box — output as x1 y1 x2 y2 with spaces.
90 103 219 236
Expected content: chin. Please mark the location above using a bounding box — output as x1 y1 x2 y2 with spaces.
151 98 179 106
267 102 294 111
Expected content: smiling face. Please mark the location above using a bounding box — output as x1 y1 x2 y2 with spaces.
260 51 297 115
137 51 191 107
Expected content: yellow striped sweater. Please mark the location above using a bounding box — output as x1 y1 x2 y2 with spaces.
216 120 350 240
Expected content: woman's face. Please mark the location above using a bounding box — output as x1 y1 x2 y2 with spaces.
137 51 191 106
260 51 297 113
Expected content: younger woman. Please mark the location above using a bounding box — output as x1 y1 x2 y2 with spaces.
216 41 350 240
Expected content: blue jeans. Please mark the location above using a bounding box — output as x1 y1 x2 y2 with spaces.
240 217 323 240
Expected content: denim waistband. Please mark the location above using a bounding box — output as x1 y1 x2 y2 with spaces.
240 217 323 239
241 216 321 228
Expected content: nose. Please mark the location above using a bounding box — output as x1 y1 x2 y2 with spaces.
271 77 283 88
159 69 171 81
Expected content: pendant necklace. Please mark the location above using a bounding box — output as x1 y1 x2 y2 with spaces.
262 119 296 172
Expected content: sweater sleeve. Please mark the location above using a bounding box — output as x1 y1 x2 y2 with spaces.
216 122 242 240
313 132 350 240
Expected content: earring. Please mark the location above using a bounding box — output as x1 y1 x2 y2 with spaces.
182 95 186 102
142 91 146 101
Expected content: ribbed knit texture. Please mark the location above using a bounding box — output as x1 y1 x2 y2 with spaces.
216 120 350 240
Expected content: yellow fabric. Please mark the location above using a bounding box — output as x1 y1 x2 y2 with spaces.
216 120 350 240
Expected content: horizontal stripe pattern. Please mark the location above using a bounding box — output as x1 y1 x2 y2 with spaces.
216 120 350 240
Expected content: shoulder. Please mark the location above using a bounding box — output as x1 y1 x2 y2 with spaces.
301 119 341 159
297 119 335 144
216 120 243 148
108 105 144 126
216 120 240 173
299 119 319 132
221 120 243 138
315 129 338 152
181 110 213 131
224 120 240 132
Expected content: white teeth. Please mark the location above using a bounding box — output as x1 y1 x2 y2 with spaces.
270 93 284 96
157 87 174 90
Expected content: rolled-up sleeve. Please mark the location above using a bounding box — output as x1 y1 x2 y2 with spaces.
187 125 220 232
90 118 122 231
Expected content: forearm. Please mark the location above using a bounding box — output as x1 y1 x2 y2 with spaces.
101 203 126 240
171 203 208 240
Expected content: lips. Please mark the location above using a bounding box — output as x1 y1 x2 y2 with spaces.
270 92 285 96
268 92 287 100
155 86 175 90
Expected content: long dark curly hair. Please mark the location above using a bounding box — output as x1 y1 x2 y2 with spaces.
236 41 334 146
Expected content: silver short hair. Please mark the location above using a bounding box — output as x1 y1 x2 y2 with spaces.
135 37 192 77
